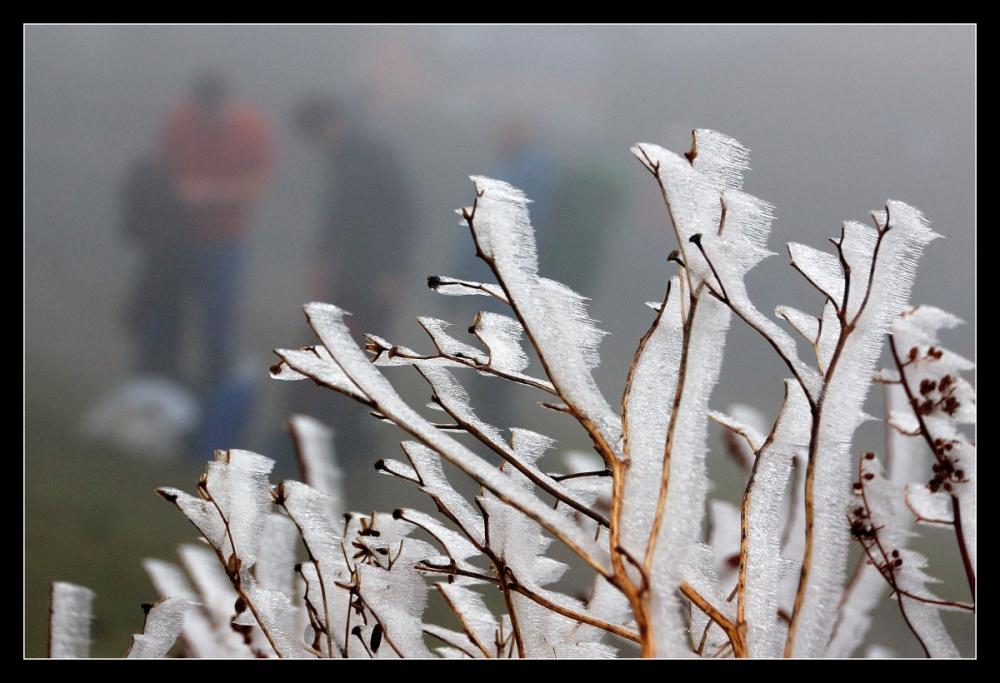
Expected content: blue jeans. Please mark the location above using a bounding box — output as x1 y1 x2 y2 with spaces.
189 238 246 393
135 238 246 395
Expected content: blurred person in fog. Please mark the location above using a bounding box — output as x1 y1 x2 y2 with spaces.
121 154 192 380
492 112 623 295
157 70 276 455
493 114 560 230
290 93 416 464
292 94 413 333
543 151 625 297
89 153 203 458
159 70 276 393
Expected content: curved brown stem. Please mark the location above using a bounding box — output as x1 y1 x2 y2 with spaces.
889 336 975 600
680 582 746 658
785 222 893 657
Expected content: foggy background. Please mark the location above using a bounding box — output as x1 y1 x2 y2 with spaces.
25 24 975 657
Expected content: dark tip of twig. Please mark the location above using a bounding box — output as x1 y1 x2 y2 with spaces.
427 275 442 289
271 484 286 506
689 233 703 246
156 489 177 503
684 133 698 164
392 508 404 520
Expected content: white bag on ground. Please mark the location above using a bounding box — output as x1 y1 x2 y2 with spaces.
80 375 200 458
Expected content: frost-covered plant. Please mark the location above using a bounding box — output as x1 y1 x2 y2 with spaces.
49 130 975 658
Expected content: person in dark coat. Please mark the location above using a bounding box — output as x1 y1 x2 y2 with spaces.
120 155 193 379
290 94 417 467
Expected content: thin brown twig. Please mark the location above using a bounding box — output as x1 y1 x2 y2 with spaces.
785 220 892 657
496 564 526 658
383 338 558 395
506 573 641 644
417 549 642 645
306 307 612 581
643 293 699 573
423 626 480 659
612 279 675 646
273 488 336 657
433 586 494 658
694 239 817 409
158 487 286 658
851 454 930 657
350 589 406 658
414 366 610 528
888 336 975 600
462 188 653 653
679 582 746 658
551 468 612 482
902 485 954 526
461 194 621 471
